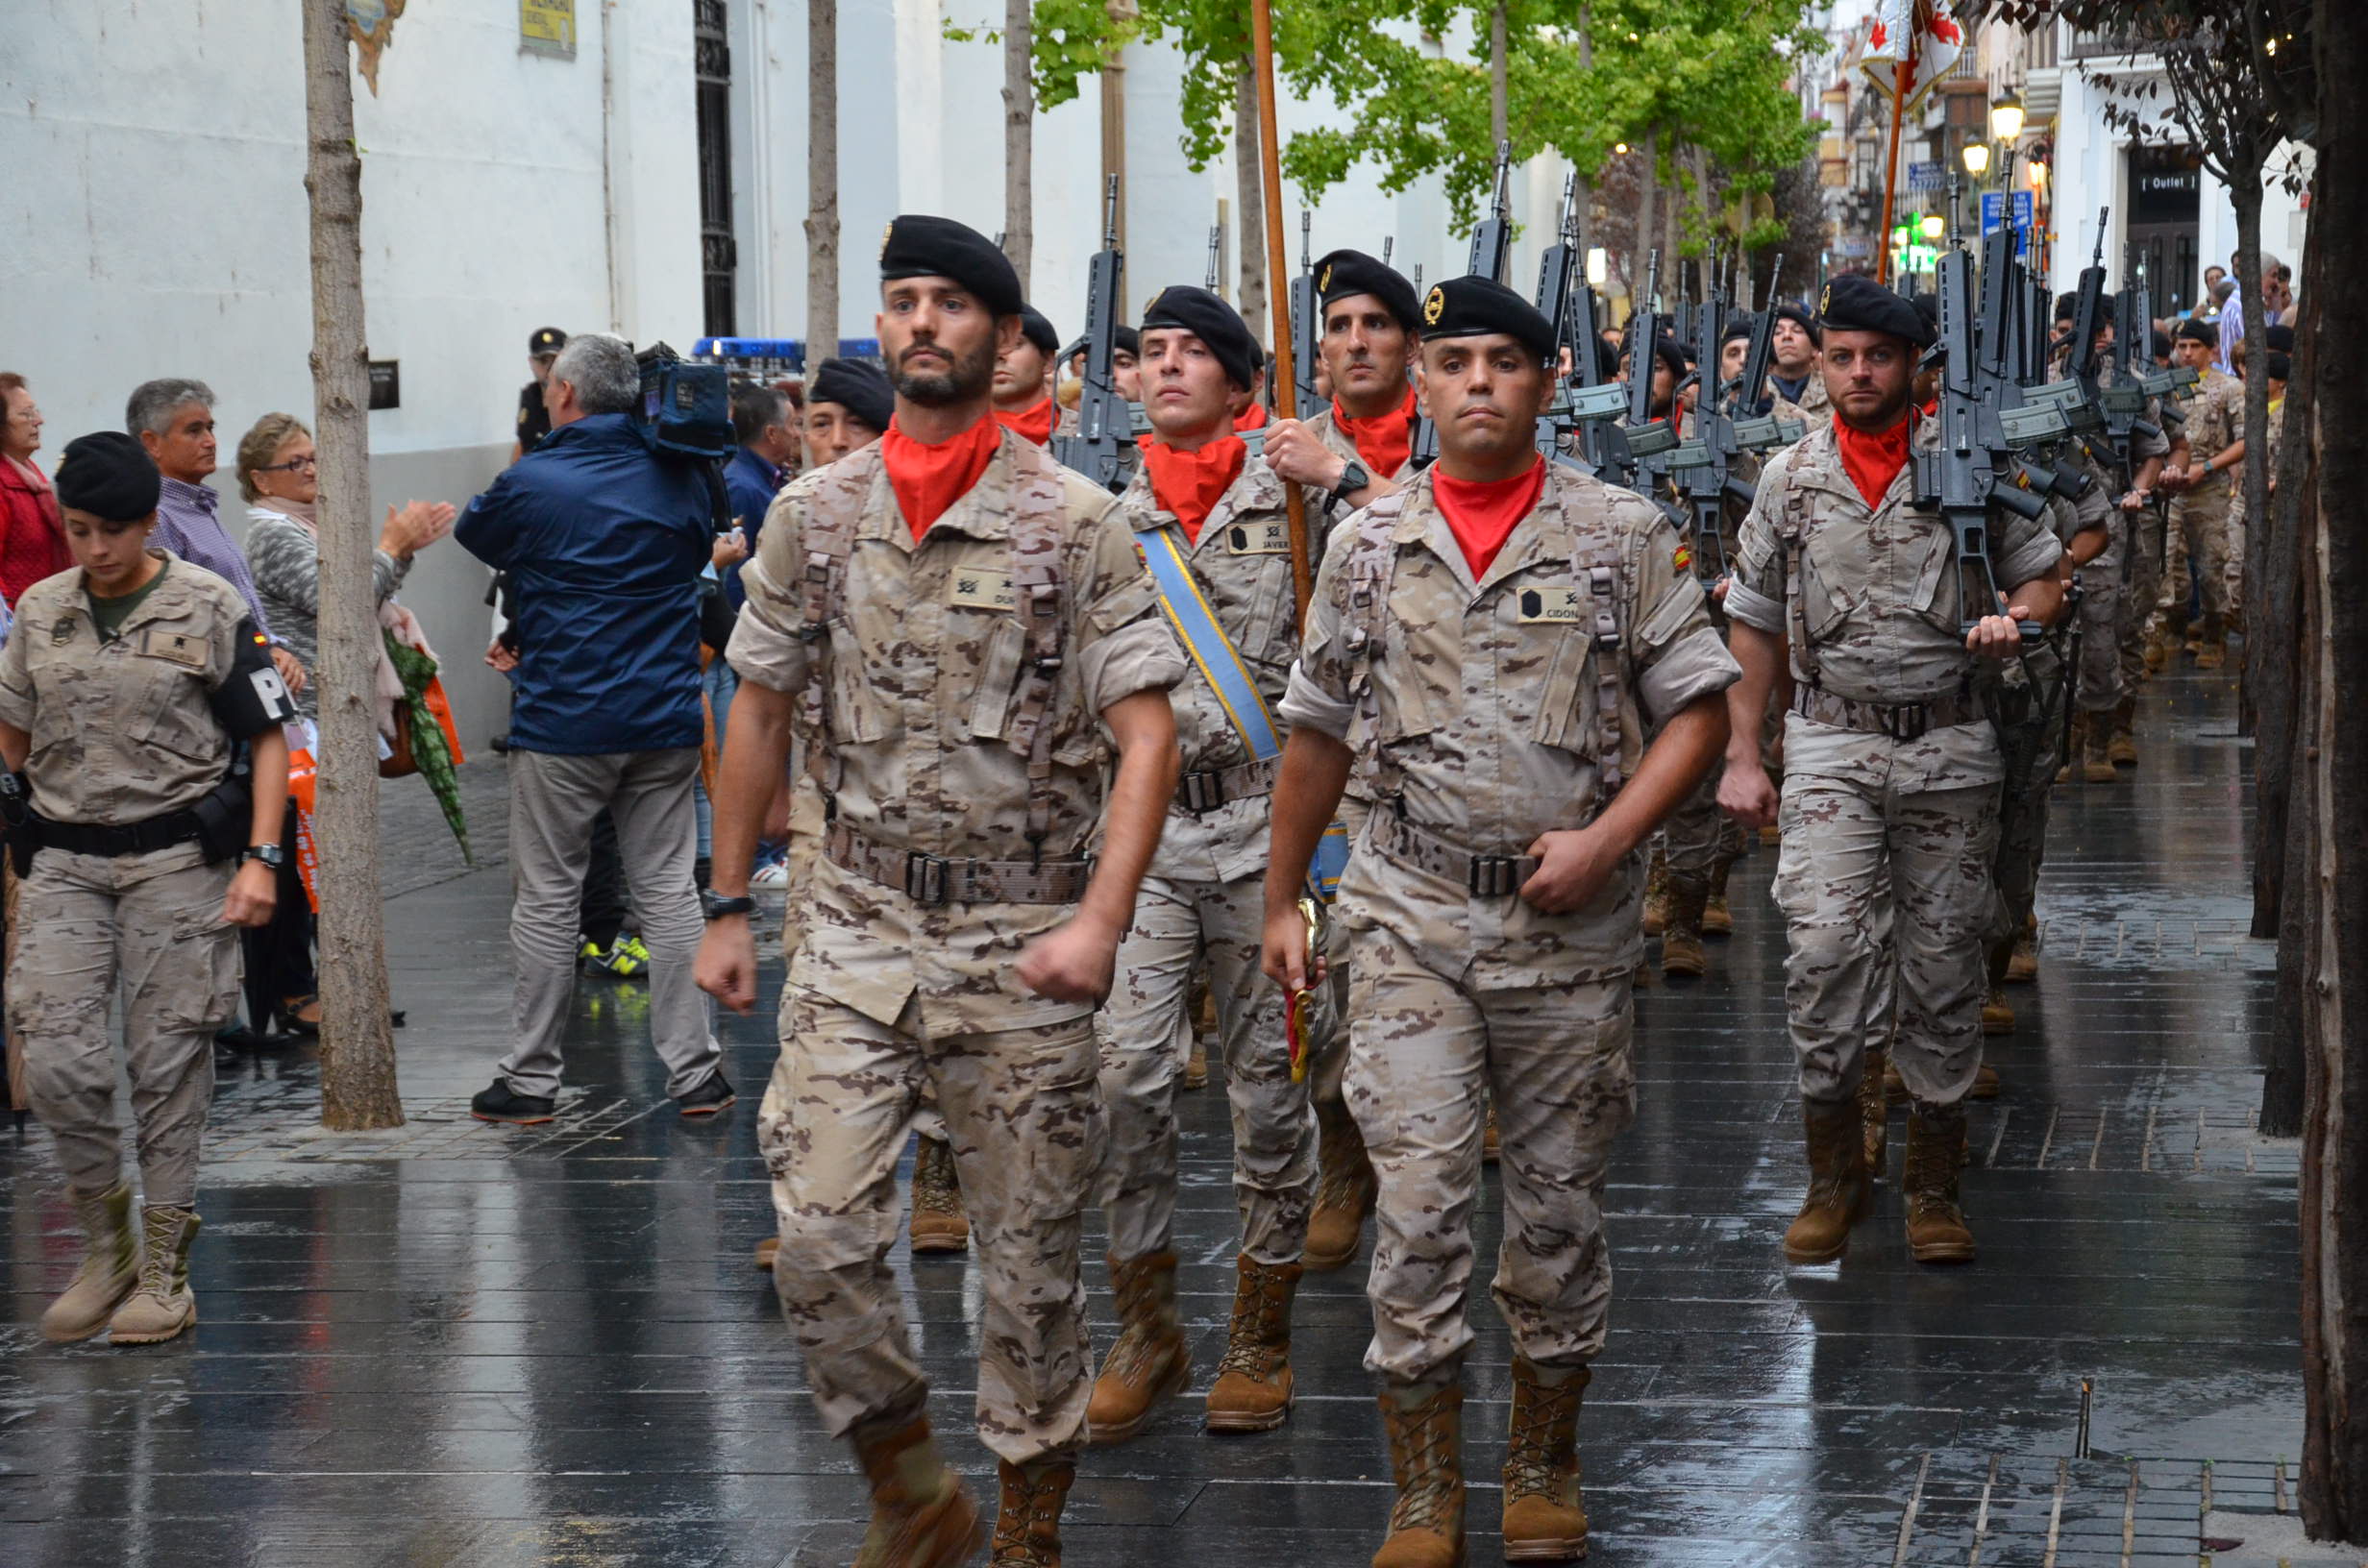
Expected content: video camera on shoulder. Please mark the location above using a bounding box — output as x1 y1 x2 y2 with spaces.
635 341 734 462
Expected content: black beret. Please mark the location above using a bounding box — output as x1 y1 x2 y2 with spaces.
878 214 1024 320
1911 294 1939 332
2149 330 2173 360
1772 301 1822 345
1015 306 1060 359
1313 248 1422 333
2175 317 2216 346
2265 324 2296 354
54 431 161 523
1720 313 1757 348
1417 276 1557 363
2266 351 2291 381
1141 285 1258 391
808 357 894 434
2053 292 2081 326
1114 325 1141 358
1622 334 1687 381
1816 274 1934 348
529 326 567 357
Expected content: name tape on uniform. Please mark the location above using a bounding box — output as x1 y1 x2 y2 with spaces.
947 566 1018 612
1517 587 1585 625
1225 521 1292 556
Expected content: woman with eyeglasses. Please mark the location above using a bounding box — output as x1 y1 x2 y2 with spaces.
0 373 71 609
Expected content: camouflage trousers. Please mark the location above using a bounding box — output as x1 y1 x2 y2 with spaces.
11 846 237 1209
1774 778 1999 1108
1985 682 2060 961
1305 796 1374 1127
762 988 1102 1465
1345 922 1636 1384
2121 502 2167 691
1663 760 1748 882
1099 870 1314 1266
2070 513 2126 713
2163 484 2233 620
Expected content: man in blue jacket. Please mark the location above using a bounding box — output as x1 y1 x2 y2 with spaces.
456 331 730 1123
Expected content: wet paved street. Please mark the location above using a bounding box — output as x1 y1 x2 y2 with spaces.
0 663 2320 1566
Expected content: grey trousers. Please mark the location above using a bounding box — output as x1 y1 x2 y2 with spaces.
499 747 720 1100
11 846 236 1208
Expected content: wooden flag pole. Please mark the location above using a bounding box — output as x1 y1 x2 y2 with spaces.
1249 0 1314 623
1874 39 1915 284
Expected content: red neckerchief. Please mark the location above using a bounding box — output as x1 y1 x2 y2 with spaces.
1234 403 1270 431
1138 433 1247 545
1833 408 1915 510
1431 455 1545 578
882 413 1000 542
994 396 1055 448
1333 386 1418 480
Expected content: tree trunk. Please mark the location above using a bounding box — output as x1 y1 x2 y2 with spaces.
1572 8 1594 229
1489 2 1508 149
300 0 401 1130
2300 0 2368 1540
1635 130 1659 311
805 0 840 366
1235 61 1268 341
1690 145 1716 302
1003 0 1033 288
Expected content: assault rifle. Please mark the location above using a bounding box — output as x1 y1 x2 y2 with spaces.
1288 210 1322 416
1053 177 1134 492
1667 272 1758 588
1407 147 1515 471
1205 222 1222 291
1617 250 1681 506
1916 243 2048 641
1535 175 1622 468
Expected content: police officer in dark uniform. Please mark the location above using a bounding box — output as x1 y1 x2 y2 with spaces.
511 326 568 462
1 432 296 1347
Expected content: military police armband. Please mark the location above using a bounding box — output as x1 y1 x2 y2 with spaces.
210 621 299 738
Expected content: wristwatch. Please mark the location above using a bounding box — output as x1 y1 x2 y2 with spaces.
702 891 757 921
242 843 286 870
1328 459 1371 508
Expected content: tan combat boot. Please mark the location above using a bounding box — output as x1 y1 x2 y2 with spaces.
1701 858 1734 937
1782 1099 1868 1264
909 1135 970 1255
990 1457 1075 1567
1903 1103 1977 1263
1501 1360 1590 1562
2080 714 2117 782
2005 915 2039 984
1659 875 1709 978
850 1409 986 1568
1859 1045 1889 1182
2055 714 2085 785
1086 1251 1189 1442
1206 1254 1302 1433
41 1184 139 1343
1981 985 2015 1036
752 1235 778 1272
108 1205 200 1344
1640 846 1670 938
1375 1381 1466 1568
2108 698 2138 767
1303 1099 1376 1272
2194 611 2228 670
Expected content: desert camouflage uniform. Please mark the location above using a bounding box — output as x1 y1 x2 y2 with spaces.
0 556 256 1209
1101 452 1314 1267
1279 463 1738 1384
2163 365 2244 622
1986 495 2095 965
2084 365 2174 691
729 429 1184 1465
1724 422 2062 1109
2054 439 2127 714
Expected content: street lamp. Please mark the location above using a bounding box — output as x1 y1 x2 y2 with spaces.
1988 88 2025 145
1961 141 1991 180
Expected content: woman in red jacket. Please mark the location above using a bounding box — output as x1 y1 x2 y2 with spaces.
0 374 70 607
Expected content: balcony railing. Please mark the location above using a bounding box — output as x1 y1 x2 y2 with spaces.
2067 27 2159 61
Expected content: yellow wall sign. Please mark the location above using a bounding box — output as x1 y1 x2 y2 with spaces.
521 0 577 57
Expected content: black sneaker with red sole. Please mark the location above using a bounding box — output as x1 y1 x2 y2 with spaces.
676 1070 736 1119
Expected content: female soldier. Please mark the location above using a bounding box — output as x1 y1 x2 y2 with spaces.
1 431 294 1345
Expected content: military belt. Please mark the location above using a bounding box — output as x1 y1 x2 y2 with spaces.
1791 685 1984 742
28 809 205 859
1370 807 1540 899
1175 757 1276 815
824 821 1092 907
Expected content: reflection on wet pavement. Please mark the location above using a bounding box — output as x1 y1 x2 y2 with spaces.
0 666 2309 1565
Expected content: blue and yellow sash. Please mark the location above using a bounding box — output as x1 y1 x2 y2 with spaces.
1137 523 1348 899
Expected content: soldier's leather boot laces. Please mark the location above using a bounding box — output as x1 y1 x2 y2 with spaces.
1087 1251 1188 1442
1903 1103 1978 1264
1502 1360 1591 1562
1208 1256 1301 1432
1375 1383 1467 1568
990 1458 1074 1567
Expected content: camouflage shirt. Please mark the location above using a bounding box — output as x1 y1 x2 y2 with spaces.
1281 462 1739 988
1119 449 1301 885
2179 364 2246 491
0 551 261 826
1724 416 2064 791
729 427 1186 1033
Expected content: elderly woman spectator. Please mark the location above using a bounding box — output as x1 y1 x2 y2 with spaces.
0 374 70 607
237 413 454 718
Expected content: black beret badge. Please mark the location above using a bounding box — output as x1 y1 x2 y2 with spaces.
1423 286 1445 327
1319 263 1334 293
1819 282 1833 318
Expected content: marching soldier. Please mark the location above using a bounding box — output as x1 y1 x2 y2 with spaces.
1717 275 2063 1268
1263 276 1738 1567
5 431 294 1346
699 214 1184 1568
2049 302 2152 786
1764 302 1830 418
1257 246 1428 1273
1088 284 1316 1442
2159 318 2246 671
994 306 1062 447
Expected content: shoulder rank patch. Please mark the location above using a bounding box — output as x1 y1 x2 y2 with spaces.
947 564 1017 612
1517 587 1585 625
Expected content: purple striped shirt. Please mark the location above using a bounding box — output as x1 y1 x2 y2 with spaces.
152 476 278 643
